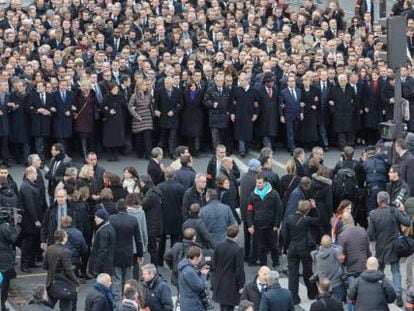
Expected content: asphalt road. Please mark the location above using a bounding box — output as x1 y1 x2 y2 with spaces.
4 145 404 311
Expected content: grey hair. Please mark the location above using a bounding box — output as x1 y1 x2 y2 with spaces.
267 270 280 286
64 167 78 178
151 147 163 159
27 154 40 165
142 263 157 276
194 173 206 182
377 191 390 205
96 273 111 284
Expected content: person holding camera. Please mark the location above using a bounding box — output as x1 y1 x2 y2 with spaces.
212 224 245 311
0 206 21 311
178 246 210 311
283 200 319 305
309 278 343 311
387 165 410 208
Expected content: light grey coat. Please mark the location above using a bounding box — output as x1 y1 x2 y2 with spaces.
127 205 148 253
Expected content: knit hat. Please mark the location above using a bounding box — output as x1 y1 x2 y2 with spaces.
248 159 261 171
95 208 109 221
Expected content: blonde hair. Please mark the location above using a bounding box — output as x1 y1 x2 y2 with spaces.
286 159 296 175
78 164 93 179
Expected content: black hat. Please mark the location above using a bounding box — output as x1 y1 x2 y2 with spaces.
263 72 275 83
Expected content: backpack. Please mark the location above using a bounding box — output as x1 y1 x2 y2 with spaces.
333 167 358 200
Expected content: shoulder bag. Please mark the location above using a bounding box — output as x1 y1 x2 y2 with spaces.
48 248 77 300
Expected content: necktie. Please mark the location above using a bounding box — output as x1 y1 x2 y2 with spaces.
61 91 65 102
321 82 326 94
267 87 272 98
259 283 266 294
290 89 296 101
354 85 357 94
41 93 45 105
218 88 222 94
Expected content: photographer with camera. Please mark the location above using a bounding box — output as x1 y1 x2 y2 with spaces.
0 206 21 311
387 165 410 209
178 246 210 311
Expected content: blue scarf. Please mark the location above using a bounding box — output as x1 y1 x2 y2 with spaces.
189 90 198 101
255 182 270 200
95 283 115 310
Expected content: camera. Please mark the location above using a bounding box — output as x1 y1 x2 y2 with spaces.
309 274 319 284
199 288 214 310
394 188 407 208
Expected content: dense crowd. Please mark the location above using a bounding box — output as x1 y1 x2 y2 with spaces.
1 0 414 310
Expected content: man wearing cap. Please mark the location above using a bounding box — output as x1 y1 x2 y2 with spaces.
240 159 261 263
255 72 279 150
89 208 116 276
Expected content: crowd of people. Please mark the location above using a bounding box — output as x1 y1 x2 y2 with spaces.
1 0 414 309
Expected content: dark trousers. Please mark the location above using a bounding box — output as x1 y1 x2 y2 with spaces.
148 235 160 266
285 119 299 151
135 130 152 158
21 233 38 268
159 128 177 156
337 132 355 150
0 271 10 310
287 250 317 304
12 142 30 164
0 136 9 165
255 228 279 266
48 293 74 311
220 305 235 311
158 234 180 266
211 128 232 153
34 136 46 160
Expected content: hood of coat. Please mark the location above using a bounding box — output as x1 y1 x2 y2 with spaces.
127 205 143 215
178 257 196 272
312 173 332 186
360 270 385 283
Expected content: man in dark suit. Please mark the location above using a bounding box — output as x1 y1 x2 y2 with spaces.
280 75 303 152
50 79 74 150
0 80 10 166
105 27 126 56
154 77 182 157
314 69 332 151
355 0 374 21
147 147 165 186
30 81 53 161
240 266 270 310
44 229 80 311
45 143 72 201
212 224 246 311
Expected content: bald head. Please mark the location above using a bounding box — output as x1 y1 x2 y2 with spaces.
97 273 112 287
366 257 379 270
257 266 270 283
342 212 353 225
320 235 332 248
25 166 38 182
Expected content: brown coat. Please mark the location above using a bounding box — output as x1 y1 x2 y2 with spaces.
128 92 153 133
44 243 79 288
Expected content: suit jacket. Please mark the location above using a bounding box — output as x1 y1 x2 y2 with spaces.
154 87 182 129
280 87 302 122
0 93 9 136
147 158 165 186
51 90 74 138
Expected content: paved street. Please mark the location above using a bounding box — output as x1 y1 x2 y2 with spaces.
5 145 404 311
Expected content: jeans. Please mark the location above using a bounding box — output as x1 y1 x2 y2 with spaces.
262 136 272 148
331 284 345 302
346 275 357 311
34 137 46 160
238 140 246 154
318 119 329 147
211 128 223 149
112 266 133 303
407 254 413 289
379 261 402 295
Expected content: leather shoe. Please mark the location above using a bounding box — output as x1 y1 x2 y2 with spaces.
21 267 32 273
396 295 404 307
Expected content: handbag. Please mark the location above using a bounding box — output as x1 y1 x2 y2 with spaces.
48 249 77 300
73 96 90 120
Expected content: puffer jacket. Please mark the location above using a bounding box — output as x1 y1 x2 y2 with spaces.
348 270 396 310
128 92 153 133
311 245 344 288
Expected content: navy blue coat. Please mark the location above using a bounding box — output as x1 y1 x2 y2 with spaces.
255 84 279 137
175 166 196 190
259 284 295 311
363 80 382 130
178 258 207 311
51 90 74 138
0 94 10 136
8 91 31 143
280 87 302 122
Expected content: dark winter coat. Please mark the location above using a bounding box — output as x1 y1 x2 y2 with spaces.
65 226 88 266
157 180 185 235
182 186 207 218
284 185 308 219
230 86 259 141
298 87 319 143
18 179 43 234
367 206 411 264
175 166 196 190
310 174 333 227
147 158 165 186
309 293 344 311
142 185 163 236
255 84 279 137
51 90 74 138
182 216 214 249
395 150 414 196
128 92 153 133
347 270 396 310
109 185 128 202
203 85 231 128
73 90 97 134
212 238 245 306
0 93 10 136
29 92 53 137
21 300 53 311
337 225 371 274
261 168 280 194
8 91 31 143
154 87 182 129
280 174 301 210
247 184 283 229
239 170 258 222
89 221 116 275
240 277 263 311
328 85 357 133
363 80 382 130
102 93 125 147
41 201 79 245
177 258 207 311
181 90 204 137
311 245 344 288
85 286 114 311
259 283 295 311
109 211 143 267
45 153 72 196
141 274 173 311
